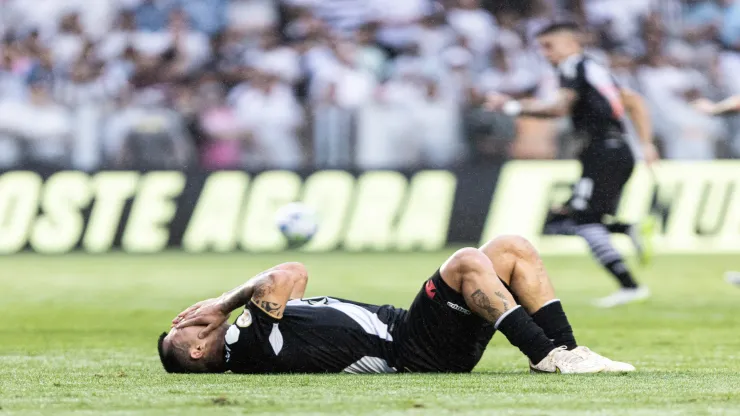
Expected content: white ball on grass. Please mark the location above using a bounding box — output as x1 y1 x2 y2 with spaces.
275 202 318 247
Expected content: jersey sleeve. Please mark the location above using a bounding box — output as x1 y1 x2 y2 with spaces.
246 299 281 324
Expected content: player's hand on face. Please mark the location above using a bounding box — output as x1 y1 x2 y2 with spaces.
642 142 659 166
172 298 217 327
175 298 231 339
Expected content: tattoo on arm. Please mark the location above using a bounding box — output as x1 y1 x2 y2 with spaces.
256 300 284 318
252 282 272 301
218 272 273 314
219 270 293 318
471 289 503 322
252 279 284 318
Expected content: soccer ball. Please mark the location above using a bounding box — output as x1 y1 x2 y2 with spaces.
275 202 318 246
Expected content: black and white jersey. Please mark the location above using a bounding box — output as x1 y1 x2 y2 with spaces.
558 54 626 139
224 297 407 374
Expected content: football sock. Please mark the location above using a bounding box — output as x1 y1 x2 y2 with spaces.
495 306 556 365
532 300 577 350
605 222 631 234
576 223 639 289
605 260 638 288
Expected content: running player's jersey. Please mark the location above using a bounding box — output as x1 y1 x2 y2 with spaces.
558 54 626 138
224 297 407 374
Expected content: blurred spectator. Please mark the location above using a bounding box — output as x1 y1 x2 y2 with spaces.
720 0 740 47
135 0 173 32
231 67 305 168
0 67 72 166
245 29 300 85
228 0 278 35
310 40 377 109
134 8 211 77
50 12 86 70
99 10 138 62
198 79 244 169
354 23 388 79
414 12 457 58
585 0 655 52
446 0 497 57
104 89 195 168
476 44 540 98
179 0 228 35
374 0 430 52
302 0 376 36
409 76 466 167
638 53 725 159
684 0 724 31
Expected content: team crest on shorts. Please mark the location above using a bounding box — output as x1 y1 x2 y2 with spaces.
236 310 253 328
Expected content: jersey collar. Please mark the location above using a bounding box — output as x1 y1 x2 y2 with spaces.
558 53 583 78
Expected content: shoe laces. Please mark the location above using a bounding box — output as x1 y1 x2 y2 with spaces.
553 346 588 366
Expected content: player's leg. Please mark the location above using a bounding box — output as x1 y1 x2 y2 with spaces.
603 218 655 266
479 235 635 372
572 144 649 307
479 235 574 349
438 248 604 373
544 205 654 267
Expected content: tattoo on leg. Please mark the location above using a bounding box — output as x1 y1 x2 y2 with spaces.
494 291 511 312
471 289 503 321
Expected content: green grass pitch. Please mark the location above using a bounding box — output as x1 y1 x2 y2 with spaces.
1 252 739 415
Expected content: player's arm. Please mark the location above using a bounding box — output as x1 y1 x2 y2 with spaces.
485 88 577 118
174 262 308 337
621 87 658 164
693 96 740 115
218 262 308 319
620 87 652 145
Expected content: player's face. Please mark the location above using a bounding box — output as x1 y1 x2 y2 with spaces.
167 325 199 347
166 325 218 359
537 32 579 66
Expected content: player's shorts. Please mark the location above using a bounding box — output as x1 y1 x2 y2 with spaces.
394 271 496 373
570 135 635 224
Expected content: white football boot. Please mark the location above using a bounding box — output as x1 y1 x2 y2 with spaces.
594 286 650 308
725 271 740 286
530 346 605 374
571 346 635 372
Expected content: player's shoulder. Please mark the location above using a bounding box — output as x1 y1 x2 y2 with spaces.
224 307 274 364
558 54 585 80
581 56 617 86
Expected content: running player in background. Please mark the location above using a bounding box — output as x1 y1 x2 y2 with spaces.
486 22 658 308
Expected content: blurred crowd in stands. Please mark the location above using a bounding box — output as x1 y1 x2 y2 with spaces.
0 0 739 170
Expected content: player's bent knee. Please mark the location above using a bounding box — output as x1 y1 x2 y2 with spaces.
278 262 308 277
485 235 539 261
440 248 493 290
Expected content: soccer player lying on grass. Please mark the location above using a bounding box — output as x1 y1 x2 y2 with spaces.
159 236 635 374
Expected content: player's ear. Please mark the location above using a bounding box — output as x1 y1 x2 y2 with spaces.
190 344 205 360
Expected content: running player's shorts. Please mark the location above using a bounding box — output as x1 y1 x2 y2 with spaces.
570 134 635 224
395 270 496 372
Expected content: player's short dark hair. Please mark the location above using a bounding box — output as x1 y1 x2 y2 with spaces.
157 332 187 373
536 21 581 37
